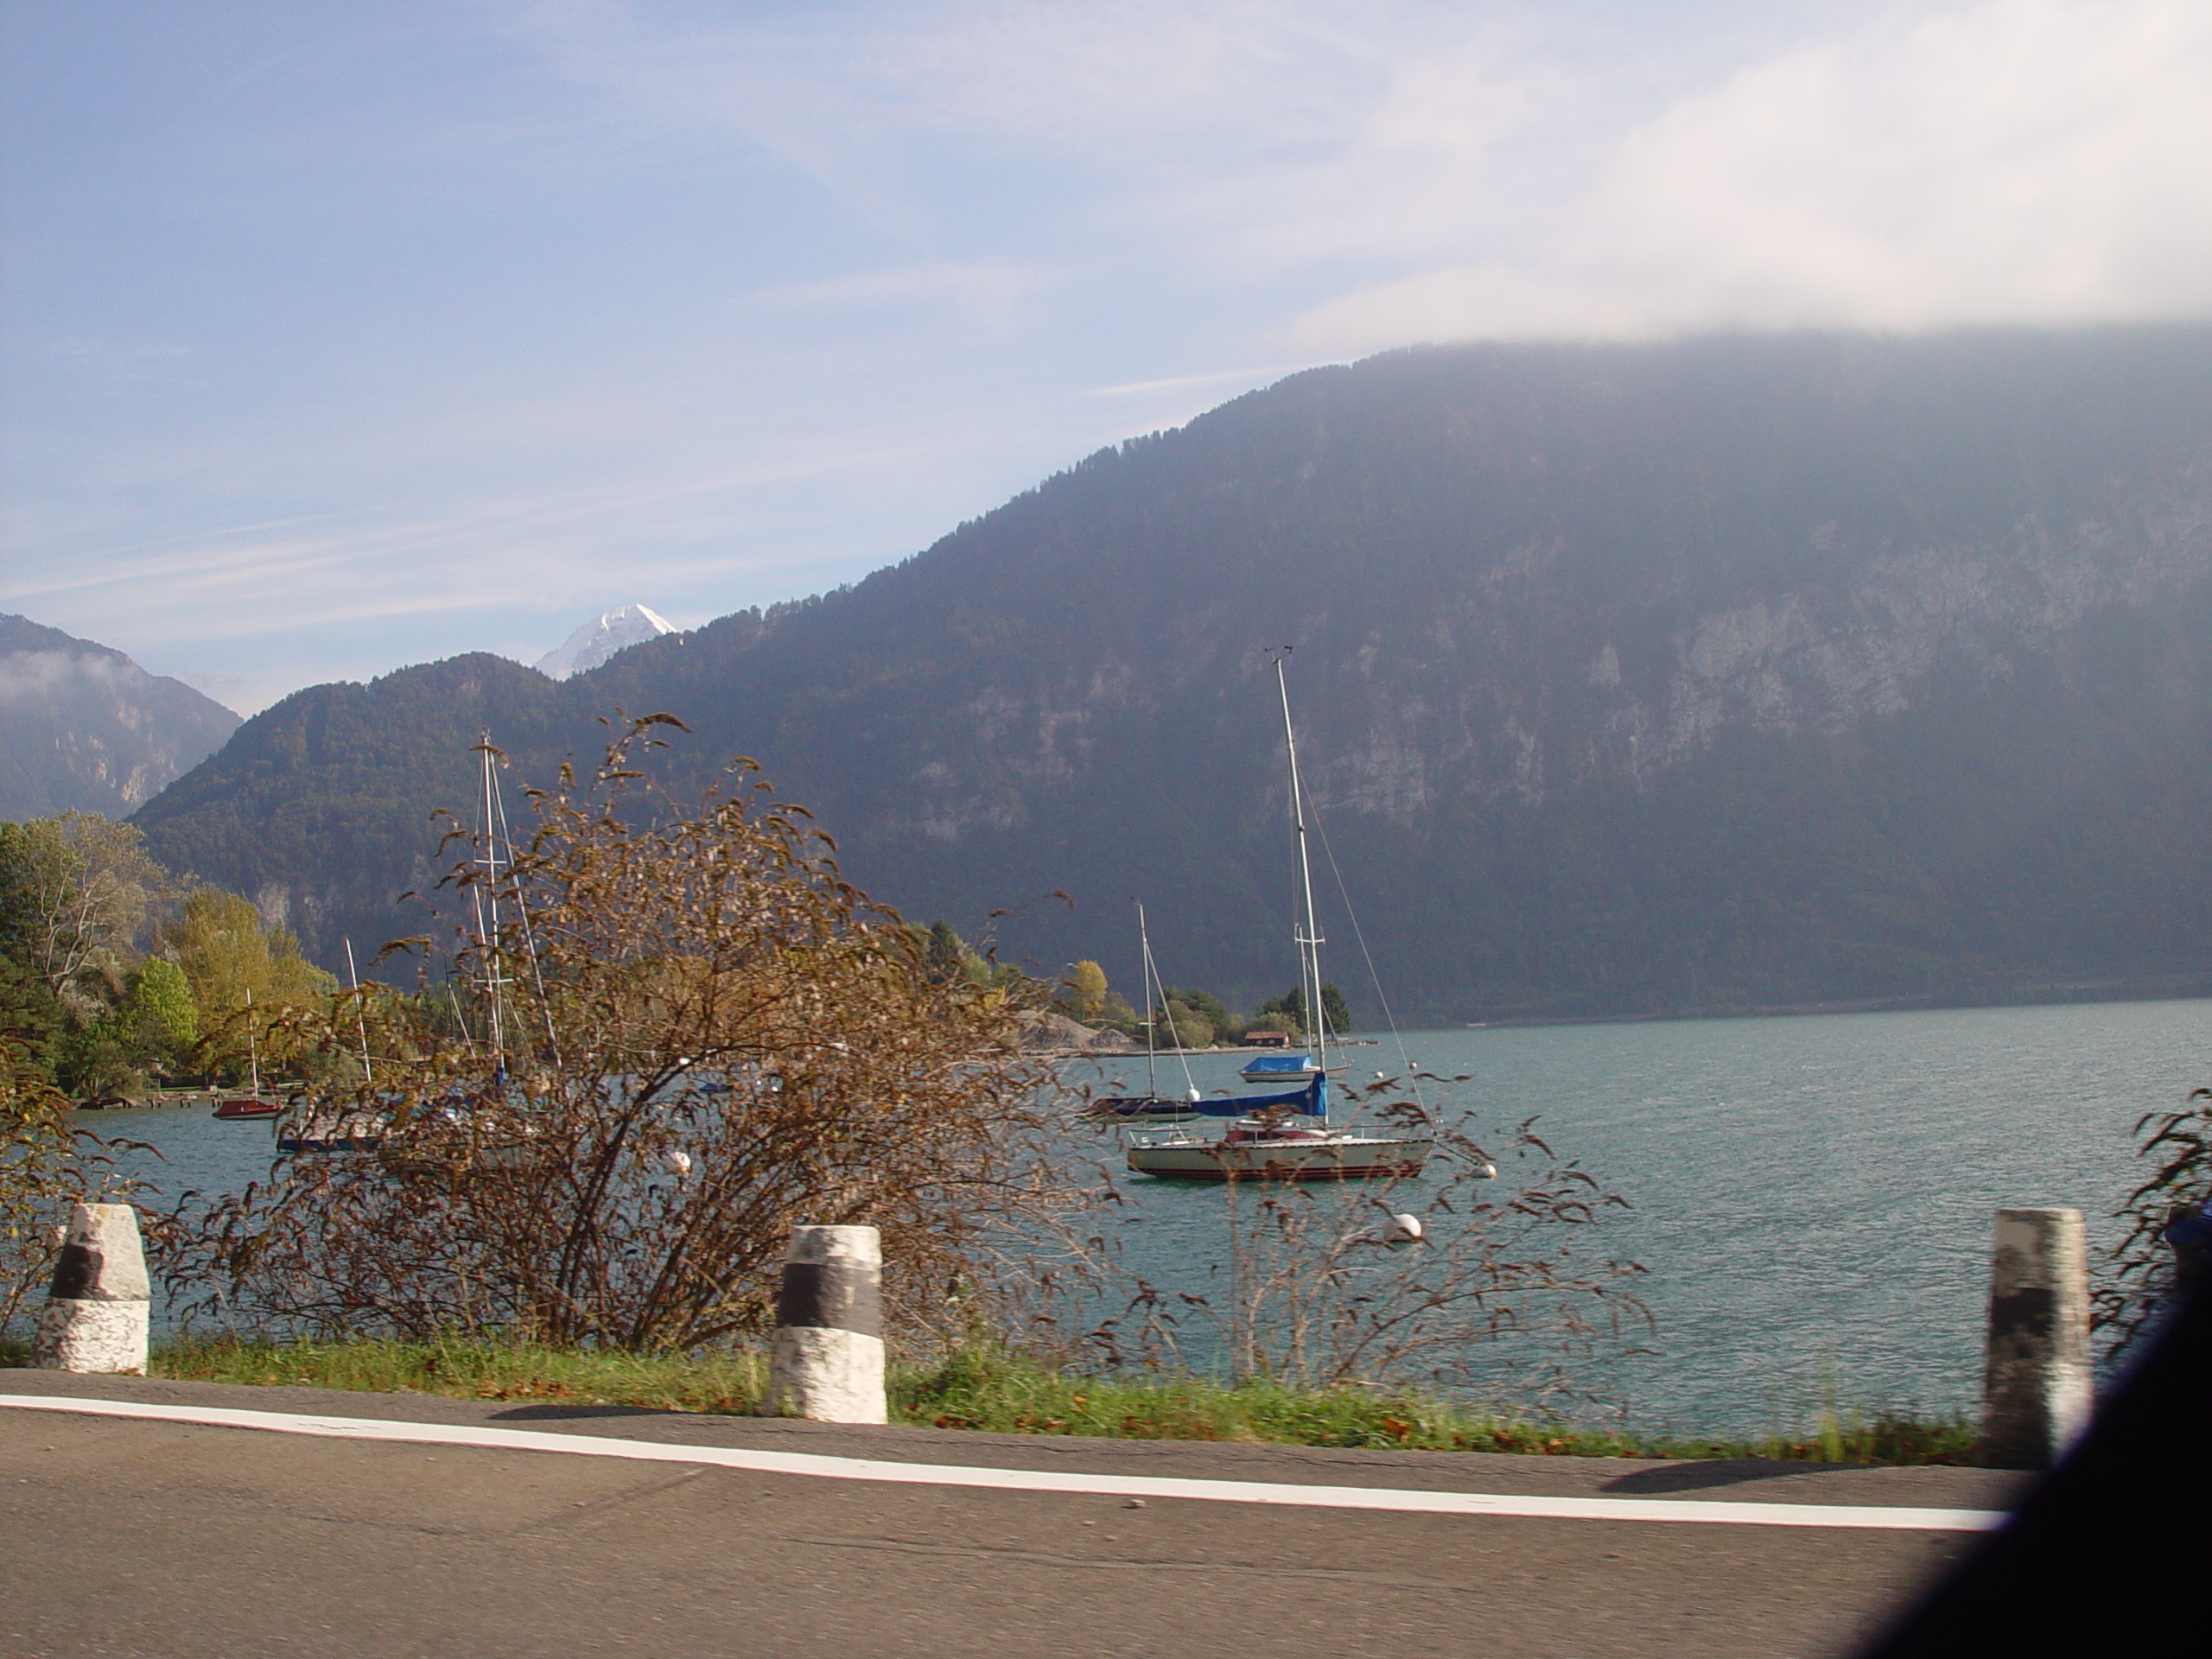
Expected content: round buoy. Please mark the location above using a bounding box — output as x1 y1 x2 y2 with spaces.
1382 1212 1425 1246
660 1148 694 1179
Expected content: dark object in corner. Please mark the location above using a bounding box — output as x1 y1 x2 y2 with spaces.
1860 1281 2212 1654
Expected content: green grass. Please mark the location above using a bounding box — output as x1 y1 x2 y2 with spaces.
103 1334 1977 1465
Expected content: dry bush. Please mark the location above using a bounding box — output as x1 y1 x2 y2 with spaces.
1096 1077 1648 1403
166 717 1090 1351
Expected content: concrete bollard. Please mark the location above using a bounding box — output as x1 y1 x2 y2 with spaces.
1976 1206 2091 1471
760 1224 886 1425
31 1202 150 1375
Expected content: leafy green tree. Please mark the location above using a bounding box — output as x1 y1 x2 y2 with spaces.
160 889 335 1079
0 815 169 1007
1066 960 1108 1022
921 918 993 985
1255 983 1349 1038
1256 986 1305 1037
1165 985 1229 1032
124 958 197 1067
1158 997 1214 1048
1321 982 1351 1034
0 960 62 1083
55 1016 142 1102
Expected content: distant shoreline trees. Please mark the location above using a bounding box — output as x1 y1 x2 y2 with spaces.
0 811 333 1100
1053 958 1353 1046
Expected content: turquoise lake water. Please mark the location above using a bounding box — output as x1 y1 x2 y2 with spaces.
83 995 2208 1434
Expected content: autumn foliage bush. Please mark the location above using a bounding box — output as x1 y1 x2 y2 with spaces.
168 717 1086 1351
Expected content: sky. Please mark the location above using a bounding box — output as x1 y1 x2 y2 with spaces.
3 0 2208 715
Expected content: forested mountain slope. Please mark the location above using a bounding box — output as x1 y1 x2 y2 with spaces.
1 614 239 820
135 327 2212 1020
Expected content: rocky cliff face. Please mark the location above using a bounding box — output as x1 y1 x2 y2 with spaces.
0 616 240 821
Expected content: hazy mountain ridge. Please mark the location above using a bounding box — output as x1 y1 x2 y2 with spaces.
134 327 2212 1019
0 614 241 820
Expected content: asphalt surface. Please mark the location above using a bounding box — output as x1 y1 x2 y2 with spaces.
2 1371 2029 1659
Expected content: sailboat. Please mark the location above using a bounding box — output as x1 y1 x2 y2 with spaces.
1123 657 1432 1182
212 988 283 1118
278 738 535 1154
1086 902 1205 1122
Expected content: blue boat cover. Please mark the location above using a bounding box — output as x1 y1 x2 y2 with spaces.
1240 1053 1318 1075
1185 1077 1326 1117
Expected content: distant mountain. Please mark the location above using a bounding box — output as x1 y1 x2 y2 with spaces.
0 616 239 822
535 604 674 680
135 327 2212 1021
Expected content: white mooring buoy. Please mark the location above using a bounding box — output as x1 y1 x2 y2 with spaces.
1382 1212 1425 1247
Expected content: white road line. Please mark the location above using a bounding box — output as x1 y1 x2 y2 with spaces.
0 1394 2006 1532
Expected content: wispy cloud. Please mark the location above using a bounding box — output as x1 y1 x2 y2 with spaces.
1089 364 1316 398
1293 0 2212 347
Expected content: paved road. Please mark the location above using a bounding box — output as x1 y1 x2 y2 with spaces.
3 1373 2025 1659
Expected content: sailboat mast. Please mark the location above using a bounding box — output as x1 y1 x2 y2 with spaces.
1136 902 1158 1099
1273 655 1327 1084
344 938 373 1085
245 985 261 1096
478 738 506 1078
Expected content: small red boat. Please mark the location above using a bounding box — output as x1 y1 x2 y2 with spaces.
214 988 283 1119
213 1096 282 1120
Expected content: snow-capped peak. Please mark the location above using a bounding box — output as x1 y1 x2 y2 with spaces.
535 605 675 680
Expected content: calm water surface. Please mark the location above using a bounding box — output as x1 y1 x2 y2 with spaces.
89 997 2209 1434
1077 997 2205 1432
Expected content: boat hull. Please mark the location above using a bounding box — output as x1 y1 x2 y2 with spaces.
1126 1135 1429 1181
1086 1096 1201 1122
212 1098 282 1120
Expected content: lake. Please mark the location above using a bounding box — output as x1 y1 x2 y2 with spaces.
82 995 2206 1435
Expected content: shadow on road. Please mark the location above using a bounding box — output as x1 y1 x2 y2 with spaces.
487 1403 684 1422
1601 1459 1864 1493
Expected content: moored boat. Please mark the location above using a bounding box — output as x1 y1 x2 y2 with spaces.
212 1096 282 1119
1123 1122 1430 1180
1125 657 1430 1184
211 988 283 1120
1236 1051 1329 1082
1085 902 1206 1122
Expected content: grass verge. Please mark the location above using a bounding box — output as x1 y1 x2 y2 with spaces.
38 1334 1982 1465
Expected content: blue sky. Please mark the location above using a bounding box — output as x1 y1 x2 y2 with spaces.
3 0 2207 714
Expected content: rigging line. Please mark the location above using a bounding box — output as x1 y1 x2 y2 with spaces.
1307 803 1427 1120
344 938 372 1085
476 739 506 1071
1134 899 1157 1099
487 760 563 1071
1138 902 1197 1100
1271 654 1327 1092
447 982 475 1046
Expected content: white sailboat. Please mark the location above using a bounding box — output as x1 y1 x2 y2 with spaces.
1085 902 1205 1121
1125 656 1431 1182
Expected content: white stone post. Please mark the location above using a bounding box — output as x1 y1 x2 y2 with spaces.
31 1202 150 1375
1976 1206 2091 1470
760 1224 886 1425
